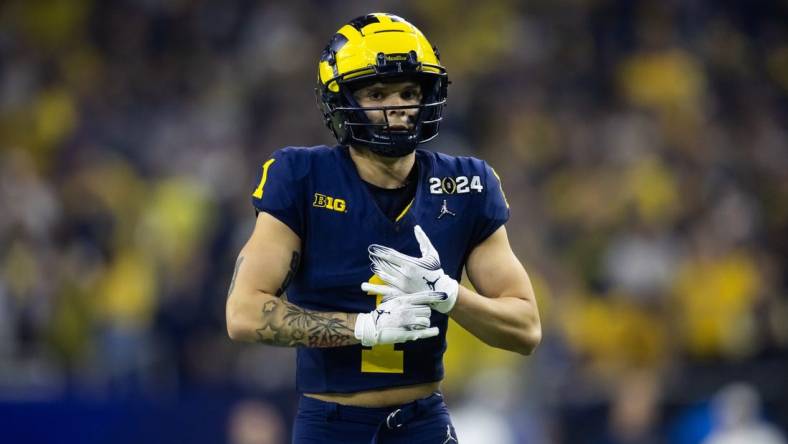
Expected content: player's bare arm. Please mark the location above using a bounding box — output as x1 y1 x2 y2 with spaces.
226 212 358 347
227 212 441 348
364 224 541 356
453 225 542 355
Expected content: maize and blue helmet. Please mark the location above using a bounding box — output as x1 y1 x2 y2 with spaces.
316 13 449 157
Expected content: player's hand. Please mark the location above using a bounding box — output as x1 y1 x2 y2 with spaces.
354 291 444 347
363 225 459 314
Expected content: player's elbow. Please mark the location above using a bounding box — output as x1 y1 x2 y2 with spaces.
227 315 256 342
226 317 244 342
514 322 542 356
226 312 244 342
226 300 253 342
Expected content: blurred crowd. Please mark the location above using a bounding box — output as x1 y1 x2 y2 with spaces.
1 0 786 443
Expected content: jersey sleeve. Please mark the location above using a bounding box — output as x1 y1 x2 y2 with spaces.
250 148 307 238
470 161 510 247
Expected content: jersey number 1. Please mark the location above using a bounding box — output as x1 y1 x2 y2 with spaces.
361 275 404 373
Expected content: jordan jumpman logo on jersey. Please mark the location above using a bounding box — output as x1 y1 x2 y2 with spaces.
438 199 456 219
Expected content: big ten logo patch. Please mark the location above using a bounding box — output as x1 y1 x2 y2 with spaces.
313 193 347 213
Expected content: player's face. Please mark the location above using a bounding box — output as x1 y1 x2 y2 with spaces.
352 81 423 131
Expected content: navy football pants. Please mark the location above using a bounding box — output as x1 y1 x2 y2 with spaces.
292 392 458 443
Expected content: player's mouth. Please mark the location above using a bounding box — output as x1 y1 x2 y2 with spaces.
386 124 412 132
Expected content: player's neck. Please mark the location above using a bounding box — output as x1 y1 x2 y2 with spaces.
348 146 416 189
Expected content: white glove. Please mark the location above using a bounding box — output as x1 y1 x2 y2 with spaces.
354 291 445 347
363 225 459 314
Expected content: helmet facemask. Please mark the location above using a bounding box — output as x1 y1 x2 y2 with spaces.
335 59 446 157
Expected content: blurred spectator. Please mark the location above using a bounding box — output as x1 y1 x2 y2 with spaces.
451 367 523 444
607 371 662 444
228 399 287 444
702 383 786 444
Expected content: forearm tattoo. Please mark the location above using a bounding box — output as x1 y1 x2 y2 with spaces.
275 251 300 296
253 250 355 347
255 299 356 347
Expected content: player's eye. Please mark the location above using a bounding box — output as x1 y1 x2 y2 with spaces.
368 91 384 100
400 88 421 101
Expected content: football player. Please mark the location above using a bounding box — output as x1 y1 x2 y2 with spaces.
226 12 541 443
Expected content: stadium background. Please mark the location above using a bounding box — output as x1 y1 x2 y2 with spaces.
1 0 787 443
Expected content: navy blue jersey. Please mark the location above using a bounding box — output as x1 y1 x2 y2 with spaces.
250 145 509 393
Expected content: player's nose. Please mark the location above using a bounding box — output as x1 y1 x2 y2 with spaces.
386 107 409 120
385 100 406 113
386 111 413 129
385 98 418 120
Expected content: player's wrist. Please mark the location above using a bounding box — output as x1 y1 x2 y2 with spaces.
354 312 376 346
435 275 459 313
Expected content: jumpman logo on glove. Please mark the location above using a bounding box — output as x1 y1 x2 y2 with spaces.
423 276 440 291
